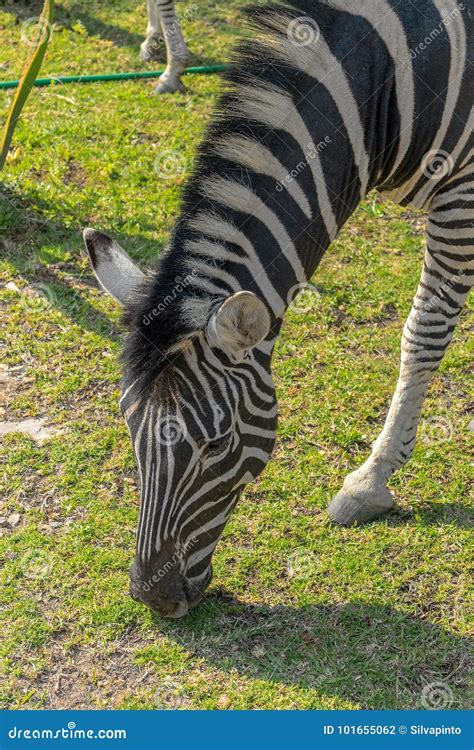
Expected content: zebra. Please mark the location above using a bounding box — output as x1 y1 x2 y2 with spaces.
139 0 193 94
83 0 473 618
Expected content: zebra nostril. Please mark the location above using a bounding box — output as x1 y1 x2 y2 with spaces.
149 596 184 617
129 551 213 617
129 556 191 616
129 580 189 617
183 564 213 604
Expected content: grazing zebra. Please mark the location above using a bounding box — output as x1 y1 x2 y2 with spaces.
84 0 473 618
139 0 193 93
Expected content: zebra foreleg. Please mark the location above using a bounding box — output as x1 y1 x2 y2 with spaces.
153 0 193 94
329 193 473 525
140 0 164 62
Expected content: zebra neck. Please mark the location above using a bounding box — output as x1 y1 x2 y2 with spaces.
124 2 400 386
172 86 380 324
173 124 362 326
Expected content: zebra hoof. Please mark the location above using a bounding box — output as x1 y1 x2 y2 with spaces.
154 78 186 95
139 36 163 62
328 481 394 526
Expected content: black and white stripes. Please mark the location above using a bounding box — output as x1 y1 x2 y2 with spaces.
140 0 193 94
85 0 473 617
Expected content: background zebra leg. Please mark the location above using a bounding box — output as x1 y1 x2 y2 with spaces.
140 0 163 62
329 213 473 525
153 1 192 94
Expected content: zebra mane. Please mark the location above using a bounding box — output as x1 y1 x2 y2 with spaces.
122 0 337 392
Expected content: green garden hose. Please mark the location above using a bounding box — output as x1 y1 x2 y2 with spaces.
0 64 231 91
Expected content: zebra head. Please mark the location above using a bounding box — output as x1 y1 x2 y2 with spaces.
84 230 278 618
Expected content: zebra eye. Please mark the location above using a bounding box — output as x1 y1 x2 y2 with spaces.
208 439 223 452
204 434 231 457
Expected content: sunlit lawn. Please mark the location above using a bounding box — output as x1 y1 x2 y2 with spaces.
0 0 472 709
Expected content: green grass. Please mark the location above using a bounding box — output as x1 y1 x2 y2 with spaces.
1 0 472 711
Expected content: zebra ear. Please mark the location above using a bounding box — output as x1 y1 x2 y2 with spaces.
207 291 271 360
83 228 145 306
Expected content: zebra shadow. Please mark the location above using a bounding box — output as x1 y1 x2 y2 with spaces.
385 502 474 529
3 0 147 53
3 0 225 68
1 184 159 342
160 597 471 709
